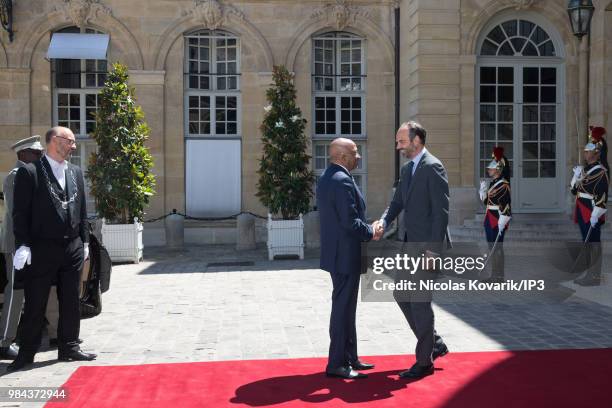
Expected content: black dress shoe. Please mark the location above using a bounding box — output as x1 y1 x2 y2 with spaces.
50 338 84 347
350 360 375 370
0 344 19 360
399 363 434 379
325 365 367 379
6 355 34 373
58 349 97 361
433 343 449 360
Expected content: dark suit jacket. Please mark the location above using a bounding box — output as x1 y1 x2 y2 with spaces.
317 163 373 275
13 157 89 248
382 149 449 254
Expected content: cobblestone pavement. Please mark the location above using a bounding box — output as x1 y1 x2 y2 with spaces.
0 244 611 407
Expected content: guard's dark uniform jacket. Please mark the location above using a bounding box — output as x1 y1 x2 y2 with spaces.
572 162 609 240
483 176 511 243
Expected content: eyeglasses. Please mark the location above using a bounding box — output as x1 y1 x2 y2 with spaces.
54 135 77 146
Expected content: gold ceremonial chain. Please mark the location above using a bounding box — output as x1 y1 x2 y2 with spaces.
40 162 78 210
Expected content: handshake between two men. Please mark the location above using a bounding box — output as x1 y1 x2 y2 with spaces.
371 220 385 241
318 123 450 381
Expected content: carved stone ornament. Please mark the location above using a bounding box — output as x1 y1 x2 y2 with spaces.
311 1 370 31
55 0 111 28
184 0 245 30
504 0 536 10
331 0 353 30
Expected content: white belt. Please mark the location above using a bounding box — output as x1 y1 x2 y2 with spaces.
487 205 500 211
578 192 594 200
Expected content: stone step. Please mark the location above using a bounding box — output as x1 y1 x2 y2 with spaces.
462 221 580 231
466 213 573 225
451 222 612 242
450 231 582 241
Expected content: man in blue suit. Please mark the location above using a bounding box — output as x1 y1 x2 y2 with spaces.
317 138 381 379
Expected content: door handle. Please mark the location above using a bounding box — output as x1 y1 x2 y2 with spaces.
522 202 533 206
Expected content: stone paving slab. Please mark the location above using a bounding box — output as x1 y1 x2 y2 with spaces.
0 244 611 407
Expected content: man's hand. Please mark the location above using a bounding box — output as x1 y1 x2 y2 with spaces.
590 207 607 227
498 214 511 231
13 245 31 270
424 250 439 271
571 165 584 188
371 220 385 241
479 180 487 201
84 243 89 260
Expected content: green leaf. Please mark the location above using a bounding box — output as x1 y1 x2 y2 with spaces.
87 62 156 222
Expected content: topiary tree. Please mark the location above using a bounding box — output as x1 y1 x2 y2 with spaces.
257 65 314 220
87 62 156 224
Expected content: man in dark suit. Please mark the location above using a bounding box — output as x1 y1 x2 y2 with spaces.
7 126 96 372
317 138 380 379
374 121 450 379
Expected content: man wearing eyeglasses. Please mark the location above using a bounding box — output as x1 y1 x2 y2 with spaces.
7 126 96 372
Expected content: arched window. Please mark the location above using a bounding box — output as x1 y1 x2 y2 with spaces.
184 29 242 216
311 32 367 195
184 29 240 137
476 16 563 211
480 19 556 57
52 26 107 214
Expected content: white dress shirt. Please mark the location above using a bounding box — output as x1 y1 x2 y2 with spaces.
410 147 428 176
380 147 428 229
45 154 68 190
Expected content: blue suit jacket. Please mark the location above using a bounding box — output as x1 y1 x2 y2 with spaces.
317 163 373 275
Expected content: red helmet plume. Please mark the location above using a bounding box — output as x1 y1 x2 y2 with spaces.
589 126 606 143
492 147 504 161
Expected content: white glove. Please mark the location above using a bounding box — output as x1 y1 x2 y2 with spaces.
84 243 89 260
498 214 511 232
570 165 583 188
13 245 31 270
590 207 607 227
479 180 488 201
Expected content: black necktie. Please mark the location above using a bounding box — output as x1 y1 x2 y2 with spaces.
405 161 414 190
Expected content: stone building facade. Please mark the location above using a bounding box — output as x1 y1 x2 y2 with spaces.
1 0 611 238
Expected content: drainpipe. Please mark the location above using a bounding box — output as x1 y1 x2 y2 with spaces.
394 4 400 183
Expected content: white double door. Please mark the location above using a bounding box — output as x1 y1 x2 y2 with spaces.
186 139 241 217
477 62 565 212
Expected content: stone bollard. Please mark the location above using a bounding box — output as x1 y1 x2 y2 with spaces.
303 210 320 249
165 209 184 248
237 213 256 250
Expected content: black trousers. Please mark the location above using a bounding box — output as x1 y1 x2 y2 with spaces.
328 272 360 369
19 237 83 356
578 217 602 278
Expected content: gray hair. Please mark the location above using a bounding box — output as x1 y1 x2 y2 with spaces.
45 127 61 144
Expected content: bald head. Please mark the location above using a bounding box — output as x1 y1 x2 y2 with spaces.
45 126 71 144
330 138 360 171
45 126 76 162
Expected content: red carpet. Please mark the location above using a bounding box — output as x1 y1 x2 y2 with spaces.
46 349 612 407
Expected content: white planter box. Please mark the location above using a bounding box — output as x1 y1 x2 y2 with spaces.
101 218 143 263
267 214 304 260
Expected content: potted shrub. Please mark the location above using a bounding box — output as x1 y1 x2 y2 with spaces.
257 65 314 260
87 63 156 263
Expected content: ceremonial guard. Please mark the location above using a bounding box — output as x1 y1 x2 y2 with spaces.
570 126 609 286
0 136 44 359
479 147 511 283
